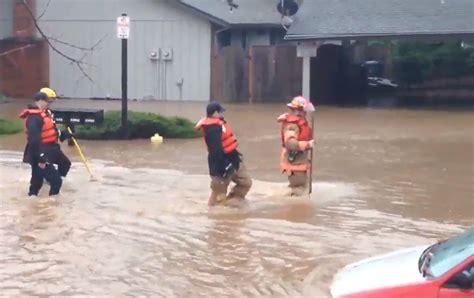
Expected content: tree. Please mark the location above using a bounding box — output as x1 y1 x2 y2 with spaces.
0 0 106 84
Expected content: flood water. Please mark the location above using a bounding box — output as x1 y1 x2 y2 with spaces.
1 99 473 297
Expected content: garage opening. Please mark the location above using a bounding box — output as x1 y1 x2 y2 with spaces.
310 44 367 105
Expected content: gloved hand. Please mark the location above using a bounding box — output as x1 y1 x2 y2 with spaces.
59 130 74 142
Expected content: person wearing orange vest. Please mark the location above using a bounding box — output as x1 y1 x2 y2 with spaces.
37 87 72 178
196 102 252 206
19 91 72 196
277 96 315 197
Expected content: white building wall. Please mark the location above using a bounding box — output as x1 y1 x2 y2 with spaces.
37 0 211 101
0 0 13 40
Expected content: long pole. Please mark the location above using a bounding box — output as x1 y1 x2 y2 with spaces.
121 13 128 137
309 112 315 195
67 127 94 180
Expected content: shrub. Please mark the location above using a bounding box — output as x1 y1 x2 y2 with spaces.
74 111 200 140
0 93 11 103
392 41 474 85
0 118 22 135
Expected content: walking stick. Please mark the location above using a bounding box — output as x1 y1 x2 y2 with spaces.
309 112 315 195
67 127 95 181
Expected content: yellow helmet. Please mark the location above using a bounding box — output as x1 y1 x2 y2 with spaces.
40 87 57 99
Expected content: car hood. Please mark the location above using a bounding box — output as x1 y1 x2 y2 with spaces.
330 245 430 297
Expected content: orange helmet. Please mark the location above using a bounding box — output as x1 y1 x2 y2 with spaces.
286 96 315 112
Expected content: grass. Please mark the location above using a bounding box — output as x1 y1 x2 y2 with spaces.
0 118 22 135
75 111 200 140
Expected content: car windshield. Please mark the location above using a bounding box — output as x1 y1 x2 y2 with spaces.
429 226 474 278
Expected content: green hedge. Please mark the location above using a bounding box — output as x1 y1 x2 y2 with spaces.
0 118 22 135
75 111 200 140
0 93 11 103
393 41 474 85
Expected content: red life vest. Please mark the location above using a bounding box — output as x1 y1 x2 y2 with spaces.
19 108 58 145
277 113 311 145
196 117 238 154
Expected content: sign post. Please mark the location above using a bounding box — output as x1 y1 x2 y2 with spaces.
117 13 129 137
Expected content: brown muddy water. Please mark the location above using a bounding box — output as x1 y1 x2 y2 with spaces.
0 99 473 297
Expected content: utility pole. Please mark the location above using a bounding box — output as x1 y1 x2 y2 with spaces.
117 13 130 137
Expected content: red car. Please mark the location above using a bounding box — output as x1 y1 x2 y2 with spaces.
330 226 474 298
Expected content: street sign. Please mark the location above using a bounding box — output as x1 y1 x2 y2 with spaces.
117 15 130 39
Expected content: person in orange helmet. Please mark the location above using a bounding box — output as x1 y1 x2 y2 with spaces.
277 96 315 197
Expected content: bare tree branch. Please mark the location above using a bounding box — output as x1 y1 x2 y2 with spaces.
76 60 95 83
46 33 108 52
20 0 105 83
37 0 51 19
21 0 93 82
89 34 108 50
75 50 99 69
0 44 35 58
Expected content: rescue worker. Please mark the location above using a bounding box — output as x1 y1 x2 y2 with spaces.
277 96 315 196
196 102 252 206
19 90 72 196
37 87 72 178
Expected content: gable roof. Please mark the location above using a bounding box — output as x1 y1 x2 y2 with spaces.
286 0 474 40
178 0 283 27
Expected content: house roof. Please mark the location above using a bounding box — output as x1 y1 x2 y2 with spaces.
177 0 283 27
286 0 474 40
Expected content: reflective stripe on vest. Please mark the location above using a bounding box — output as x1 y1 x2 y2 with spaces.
19 109 58 144
196 117 238 154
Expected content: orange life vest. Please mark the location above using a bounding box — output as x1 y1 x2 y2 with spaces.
277 113 312 145
196 117 238 154
19 108 58 145
277 113 312 173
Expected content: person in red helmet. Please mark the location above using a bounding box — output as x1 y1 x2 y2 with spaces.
277 96 315 196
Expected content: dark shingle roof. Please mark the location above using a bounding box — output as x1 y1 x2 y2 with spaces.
178 0 283 26
286 0 474 40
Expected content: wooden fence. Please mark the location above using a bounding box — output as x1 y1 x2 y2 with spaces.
211 45 302 103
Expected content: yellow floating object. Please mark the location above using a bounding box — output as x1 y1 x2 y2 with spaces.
151 133 163 144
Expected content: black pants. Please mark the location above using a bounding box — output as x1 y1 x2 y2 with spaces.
42 144 71 177
28 163 62 196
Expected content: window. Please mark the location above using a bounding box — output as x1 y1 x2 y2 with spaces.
217 30 231 48
443 262 474 289
429 227 474 278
